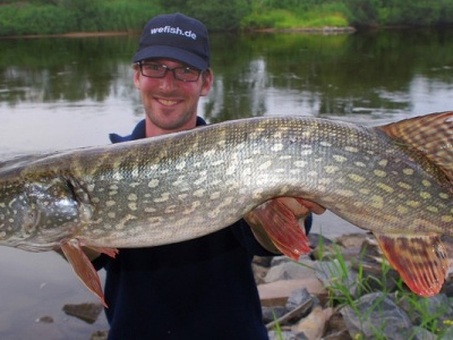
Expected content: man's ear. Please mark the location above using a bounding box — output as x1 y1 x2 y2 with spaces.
133 65 141 89
200 68 214 96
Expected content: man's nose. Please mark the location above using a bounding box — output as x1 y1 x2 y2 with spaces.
159 70 177 90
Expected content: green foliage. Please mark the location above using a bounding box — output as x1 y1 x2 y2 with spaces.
342 0 380 26
242 5 350 30
0 3 75 35
377 0 445 26
260 0 453 27
2 0 453 36
0 0 161 36
300 2 351 27
97 2 160 32
158 0 252 31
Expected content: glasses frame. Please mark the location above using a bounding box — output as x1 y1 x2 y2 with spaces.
137 61 202 82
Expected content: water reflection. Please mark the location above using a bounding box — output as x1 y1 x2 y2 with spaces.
1 29 452 129
204 29 453 122
1 29 453 339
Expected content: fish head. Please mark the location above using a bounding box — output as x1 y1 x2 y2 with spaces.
0 175 81 251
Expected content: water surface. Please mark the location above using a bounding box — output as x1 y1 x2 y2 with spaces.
1 29 453 338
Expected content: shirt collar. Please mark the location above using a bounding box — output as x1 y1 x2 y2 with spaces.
109 116 207 144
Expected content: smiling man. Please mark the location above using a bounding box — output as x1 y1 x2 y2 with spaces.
91 13 314 340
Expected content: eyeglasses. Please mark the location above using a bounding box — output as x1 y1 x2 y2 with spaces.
138 61 202 82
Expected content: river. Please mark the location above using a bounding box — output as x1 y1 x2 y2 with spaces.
0 28 453 338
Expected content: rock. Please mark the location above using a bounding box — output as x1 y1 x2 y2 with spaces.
35 315 54 323
265 258 317 283
268 330 302 340
308 233 334 249
323 311 352 340
315 259 358 299
348 237 400 293
253 262 270 285
266 296 313 330
339 245 362 262
440 325 453 339
291 306 333 339
357 236 382 261
62 302 103 324
286 288 312 311
398 293 453 333
309 235 341 261
340 292 412 339
254 255 273 267
261 231 453 340
335 233 370 249
410 326 437 340
270 255 294 267
258 279 326 307
262 306 287 324
441 278 453 297
91 330 109 340
322 330 352 340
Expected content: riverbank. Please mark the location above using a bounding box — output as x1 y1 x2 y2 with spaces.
2 0 453 37
259 232 453 339
0 25 358 40
0 31 134 40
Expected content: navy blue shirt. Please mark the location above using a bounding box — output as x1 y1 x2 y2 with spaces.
93 117 275 339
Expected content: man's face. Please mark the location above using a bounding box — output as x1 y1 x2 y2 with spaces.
134 59 213 135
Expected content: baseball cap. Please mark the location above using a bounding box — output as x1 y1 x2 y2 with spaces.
132 13 210 70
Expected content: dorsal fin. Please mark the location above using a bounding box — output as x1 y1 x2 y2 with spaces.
376 111 453 183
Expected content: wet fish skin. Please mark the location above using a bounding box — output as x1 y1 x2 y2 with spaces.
1 112 453 299
0 114 450 244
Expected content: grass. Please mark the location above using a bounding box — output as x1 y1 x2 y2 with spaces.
242 3 350 30
266 235 453 338
315 238 453 338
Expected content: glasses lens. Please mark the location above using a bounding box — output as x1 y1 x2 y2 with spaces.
139 62 201 81
140 63 166 78
174 67 200 81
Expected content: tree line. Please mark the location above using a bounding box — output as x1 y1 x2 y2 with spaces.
0 0 452 36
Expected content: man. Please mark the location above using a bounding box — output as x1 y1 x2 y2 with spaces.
92 13 314 339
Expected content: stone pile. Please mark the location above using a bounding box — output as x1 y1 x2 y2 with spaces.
76 232 453 339
257 232 453 340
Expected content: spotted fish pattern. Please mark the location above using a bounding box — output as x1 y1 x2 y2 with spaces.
1 111 453 303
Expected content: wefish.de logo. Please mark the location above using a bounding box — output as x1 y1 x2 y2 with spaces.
149 26 197 40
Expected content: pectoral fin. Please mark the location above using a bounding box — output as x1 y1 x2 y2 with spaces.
60 240 117 308
245 197 323 260
374 232 448 296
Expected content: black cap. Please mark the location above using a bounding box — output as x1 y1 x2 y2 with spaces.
132 13 210 70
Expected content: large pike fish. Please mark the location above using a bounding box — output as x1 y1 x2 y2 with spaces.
1 111 453 305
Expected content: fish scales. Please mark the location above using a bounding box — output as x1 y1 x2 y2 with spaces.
1 115 453 252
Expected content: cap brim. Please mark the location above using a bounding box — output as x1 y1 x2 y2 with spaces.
132 45 208 70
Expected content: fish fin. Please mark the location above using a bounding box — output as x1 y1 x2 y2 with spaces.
245 197 315 260
377 111 453 183
85 246 118 259
280 196 326 216
60 240 108 308
374 232 448 297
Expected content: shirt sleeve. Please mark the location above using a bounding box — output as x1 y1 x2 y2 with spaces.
92 253 112 270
